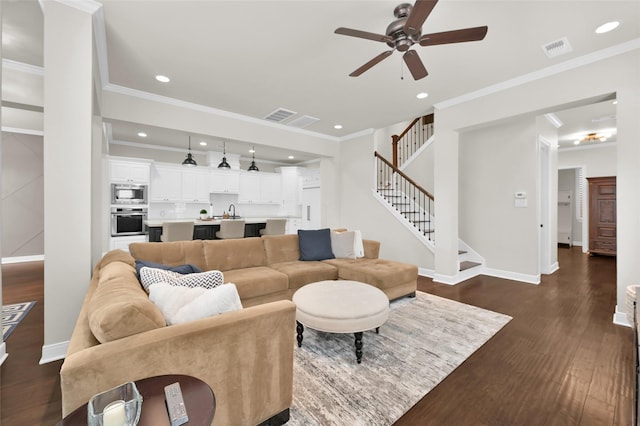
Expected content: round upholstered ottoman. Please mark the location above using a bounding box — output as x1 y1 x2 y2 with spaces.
292 280 389 363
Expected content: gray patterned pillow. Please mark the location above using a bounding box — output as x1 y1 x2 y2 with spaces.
139 267 224 293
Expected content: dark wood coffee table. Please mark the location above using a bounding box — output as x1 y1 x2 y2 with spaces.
59 374 215 425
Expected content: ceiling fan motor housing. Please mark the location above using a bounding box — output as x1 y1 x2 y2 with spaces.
386 3 421 51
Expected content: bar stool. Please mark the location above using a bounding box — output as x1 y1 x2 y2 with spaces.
215 219 246 239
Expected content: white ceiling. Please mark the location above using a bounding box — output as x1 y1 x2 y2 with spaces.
2 0 639 161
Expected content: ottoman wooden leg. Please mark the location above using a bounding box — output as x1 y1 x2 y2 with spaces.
296 321 304 348
354 332 363 364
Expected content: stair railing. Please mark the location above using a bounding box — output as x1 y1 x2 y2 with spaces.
375 151 435 241
392 113 434 168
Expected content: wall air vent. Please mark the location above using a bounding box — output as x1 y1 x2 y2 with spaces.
264 108 296 122
542 37 572 58
287 115 320 129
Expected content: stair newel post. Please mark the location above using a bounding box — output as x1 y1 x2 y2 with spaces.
392 135 399 168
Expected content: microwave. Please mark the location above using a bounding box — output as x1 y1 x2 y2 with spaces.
111 183 148 205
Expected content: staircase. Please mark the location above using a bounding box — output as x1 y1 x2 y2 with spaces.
374 114 484 280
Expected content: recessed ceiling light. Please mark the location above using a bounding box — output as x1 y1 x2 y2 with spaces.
595 21 620 34
334 124 343 129
574 140 580 145
249 148 255 153
199 141 207 146
416 92 429 99
288 155 294 159
155 75 170 83
613 100 618 105
137 132 147 138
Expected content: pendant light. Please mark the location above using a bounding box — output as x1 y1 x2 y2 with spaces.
217 141 231 169
247 147 259 172
182 136 197 167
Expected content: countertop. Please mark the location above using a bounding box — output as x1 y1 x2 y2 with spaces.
145 217 300 227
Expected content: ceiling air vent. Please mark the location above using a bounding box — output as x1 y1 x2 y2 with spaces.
542 37 572 58
287 115 320 129
264 108 296 122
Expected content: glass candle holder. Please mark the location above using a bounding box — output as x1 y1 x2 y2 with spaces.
87 381 142 426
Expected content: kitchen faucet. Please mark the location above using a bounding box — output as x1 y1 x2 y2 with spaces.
228 203 236 218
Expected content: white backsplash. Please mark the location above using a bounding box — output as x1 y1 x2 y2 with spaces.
149 193 291 219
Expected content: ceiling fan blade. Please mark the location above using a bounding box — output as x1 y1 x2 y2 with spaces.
335 27 393 43
403 50 428 80
404 0 439 35
349 50 394 77
419 26 488 46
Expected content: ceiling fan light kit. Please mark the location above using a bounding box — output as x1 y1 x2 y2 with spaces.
335 0 488 80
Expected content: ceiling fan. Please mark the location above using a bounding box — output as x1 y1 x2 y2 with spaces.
335 0 488 80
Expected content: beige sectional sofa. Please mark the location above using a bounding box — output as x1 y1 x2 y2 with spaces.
60 233 417 426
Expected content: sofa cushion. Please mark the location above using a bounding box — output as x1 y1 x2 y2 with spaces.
135 259 201 280
269 261 338 290
298 228 335 261
129 241 207 271
329 258 418 290
262 234 300 264
222 266 289 300
330 231 356 259
87 261 166 343
139 267 224 293
203 237 267 271
148 282 243 325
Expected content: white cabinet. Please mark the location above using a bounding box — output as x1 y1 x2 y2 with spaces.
150 165 182 202
110 159 150 184
239 172 281 204
238 173 261 203
278 167 303 215
182 169 210 203
286 218 301 235
110 235 147 252
210 169 240 193
260 173 282 204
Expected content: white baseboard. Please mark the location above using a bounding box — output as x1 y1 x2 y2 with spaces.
418 267 434 278
40 341 68 364
0 342 7 366
433 273 460 285
572 241 583 247
613 304 631 328
483 267 540 285
2 254 45 264
545 262 559 275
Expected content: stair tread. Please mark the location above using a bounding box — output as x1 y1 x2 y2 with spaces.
458 250 467 254
459 261 481 271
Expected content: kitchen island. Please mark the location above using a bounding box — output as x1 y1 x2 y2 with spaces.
145 218 269 242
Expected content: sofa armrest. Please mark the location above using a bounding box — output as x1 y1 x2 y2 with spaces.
363 239 380 259
60 300 296 426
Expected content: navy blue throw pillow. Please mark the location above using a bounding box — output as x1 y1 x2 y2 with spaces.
298 228 335 261
134 260 202 281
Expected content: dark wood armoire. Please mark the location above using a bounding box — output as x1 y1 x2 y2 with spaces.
587 176 616 256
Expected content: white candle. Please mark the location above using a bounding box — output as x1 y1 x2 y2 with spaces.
102 400 126 426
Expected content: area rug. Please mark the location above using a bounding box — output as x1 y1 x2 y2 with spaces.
2 301 36 340
289 291 511 425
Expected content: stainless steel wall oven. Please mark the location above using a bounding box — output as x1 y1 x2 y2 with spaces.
111 207 147 236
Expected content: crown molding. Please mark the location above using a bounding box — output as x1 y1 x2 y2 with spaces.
111 139 206 155
558 141 617 152
92 5 109 88
2 59 44 75
435 38 640 110
544 113 563 128
1 127 44 136
54 0 102 15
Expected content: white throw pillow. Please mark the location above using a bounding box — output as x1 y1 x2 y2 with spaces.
330 231 356 259
139 267 224 293
148 282 243 325
353 230 365 258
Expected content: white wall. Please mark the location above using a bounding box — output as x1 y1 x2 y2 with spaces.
558 144 617 178
459 117 539 276
337 132 434 269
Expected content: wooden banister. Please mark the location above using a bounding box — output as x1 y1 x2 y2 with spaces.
375 151 434 201
391 114 434 168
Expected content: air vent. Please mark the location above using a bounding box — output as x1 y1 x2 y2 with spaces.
264 108 296 122
591 114 616 123
287 115 320 129
542 37 572 58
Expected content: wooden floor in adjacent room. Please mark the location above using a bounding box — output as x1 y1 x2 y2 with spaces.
0 246 632 425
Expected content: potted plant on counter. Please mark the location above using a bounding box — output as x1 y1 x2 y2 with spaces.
199 209 208 220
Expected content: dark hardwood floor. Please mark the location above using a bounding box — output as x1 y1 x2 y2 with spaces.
0 247 632 425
